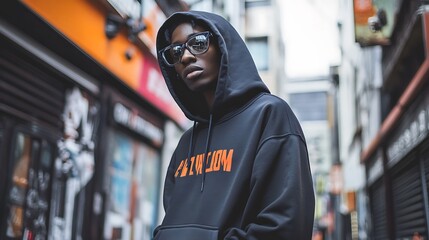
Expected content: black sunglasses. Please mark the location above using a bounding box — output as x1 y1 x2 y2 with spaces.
160 31 213 67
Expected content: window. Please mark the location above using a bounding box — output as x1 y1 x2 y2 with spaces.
105 131 161 240
5 132 55 239
6 133 32 238
289 92 327 121
245 0 271 8
246 37 269 71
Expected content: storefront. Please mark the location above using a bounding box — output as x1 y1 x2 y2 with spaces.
384 91 429 238
367 84 429 240
364 5 429 239
0 0 186 239
0 10 100 240
100 89 164 240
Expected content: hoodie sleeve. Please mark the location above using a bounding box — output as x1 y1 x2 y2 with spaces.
223 134 315 240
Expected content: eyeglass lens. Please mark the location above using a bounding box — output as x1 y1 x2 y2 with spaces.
163 32 210 65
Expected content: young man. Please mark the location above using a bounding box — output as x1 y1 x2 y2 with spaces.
155 11 315 240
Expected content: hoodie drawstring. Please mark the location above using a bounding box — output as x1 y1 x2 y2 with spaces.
201 114 213 192
187 121 197 176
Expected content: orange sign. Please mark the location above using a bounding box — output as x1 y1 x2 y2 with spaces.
22 0 142 89
22 0 187 127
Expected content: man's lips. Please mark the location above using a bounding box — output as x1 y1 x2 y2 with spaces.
186 70 204 80
183 65 203 80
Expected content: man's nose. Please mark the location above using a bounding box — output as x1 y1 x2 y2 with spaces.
180 48 196 64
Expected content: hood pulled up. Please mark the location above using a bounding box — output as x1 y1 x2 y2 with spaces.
156 11 270 123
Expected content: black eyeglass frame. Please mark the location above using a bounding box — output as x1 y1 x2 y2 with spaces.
159 31 213 67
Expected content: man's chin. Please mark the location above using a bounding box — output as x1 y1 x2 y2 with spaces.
188 83 216 93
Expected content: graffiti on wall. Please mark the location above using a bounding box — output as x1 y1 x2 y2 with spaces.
51 87 99 240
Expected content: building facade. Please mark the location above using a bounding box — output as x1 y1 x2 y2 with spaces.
337 0 429 239
285 76 337 239
184 0 285 95
0 1 187 239
244 0 285 95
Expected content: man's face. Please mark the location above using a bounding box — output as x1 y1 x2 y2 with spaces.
171 23 221 93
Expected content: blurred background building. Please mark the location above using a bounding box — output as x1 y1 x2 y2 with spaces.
336 0 429 239
0 0 188 239
279 0 341 239
2 0 429 240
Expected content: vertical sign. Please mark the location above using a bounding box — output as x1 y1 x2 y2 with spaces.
353 0 399 46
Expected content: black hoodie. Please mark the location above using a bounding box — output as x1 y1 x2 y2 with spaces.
155 11 315 240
